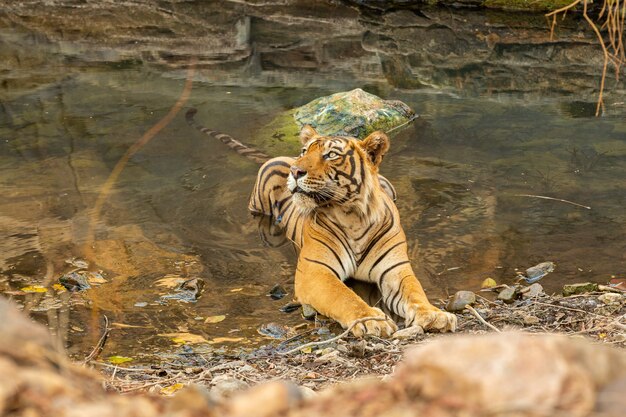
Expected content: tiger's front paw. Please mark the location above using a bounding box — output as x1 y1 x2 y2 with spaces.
405 304 457 333
349 307 398 338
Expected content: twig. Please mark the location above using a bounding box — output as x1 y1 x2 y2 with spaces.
599 284 626 293
279 317 389 355
465 305 501 333
83 315 110 364
91 362 153 372
513 194 591 210
385 114 419 135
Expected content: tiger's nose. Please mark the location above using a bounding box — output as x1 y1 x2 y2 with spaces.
290 166 307 179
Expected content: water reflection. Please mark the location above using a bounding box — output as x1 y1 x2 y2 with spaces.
1 16 625 361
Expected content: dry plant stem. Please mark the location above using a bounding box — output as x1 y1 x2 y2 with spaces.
83 315 110 364
465 305 501 333
513 194 591 210
279 317 390 355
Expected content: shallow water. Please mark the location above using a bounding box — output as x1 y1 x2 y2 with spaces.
1 23 625 363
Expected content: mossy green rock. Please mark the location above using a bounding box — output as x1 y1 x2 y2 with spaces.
294 88 415 139
252 89 415 156
562 282 599 297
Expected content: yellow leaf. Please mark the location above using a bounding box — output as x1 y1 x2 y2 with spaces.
481 278 497 289
204 315 226 324
208 337 244 344
20 285 47 293
300 346 312 354
159 332 208 344
52 284 67 292
599 333 607 339
108 356 133 364
160 383 184 396
230 288 243 292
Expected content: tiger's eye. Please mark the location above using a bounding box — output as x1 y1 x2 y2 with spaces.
325 151 338 159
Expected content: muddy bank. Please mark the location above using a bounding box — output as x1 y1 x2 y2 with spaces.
1 0 624 107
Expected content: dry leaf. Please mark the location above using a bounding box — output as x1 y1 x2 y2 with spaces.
230 288 243 293
159 332 209 344
111 322 147 329
108 356 133 364
160 383 184 396
20 285 47 293
208 337 244 344
204 315 226 324
155 275 186 288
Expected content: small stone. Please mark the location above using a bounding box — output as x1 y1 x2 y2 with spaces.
336 344 349 354
598 293 623 306
279 302 301 313
348 340 366 358
522 283 544 299
59 271 91 292
314 350 341 364
523 262 555 284
239 364 256 373
497 286 518 304
563 282 599 297
445 290 476 312
298 385 317 399
523 315 540 325
134 302 148 307
210 375 249 398
302 304 317 319
372 343 385 351
268 284 288 300
393 325 424 340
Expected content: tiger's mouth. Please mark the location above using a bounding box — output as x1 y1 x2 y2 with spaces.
292 186 331 205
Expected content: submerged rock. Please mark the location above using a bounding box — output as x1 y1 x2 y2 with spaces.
59 271 91 292
268 284 288 300
160 277 205 303
294 88 416 139
257 323 294 339
521 261 555 284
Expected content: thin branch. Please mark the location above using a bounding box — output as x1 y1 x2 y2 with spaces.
513 194 591 210
465 305 501 333
83 315 110 364
279 317 390 355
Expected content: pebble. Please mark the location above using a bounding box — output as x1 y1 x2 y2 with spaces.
298 385 317 399
523 315 540 325
598 293 624 306
562 282 599 297
392 325 424 340
134 302 148 307
336 344 348 354
210 375 249 398
314 350 341 364
445 290 476 312
497 286 518 304
302 304 317 319
523 261 555 284
521 283 544 299
268 284 288 300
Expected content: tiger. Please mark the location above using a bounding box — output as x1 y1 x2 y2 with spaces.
186 108 457 337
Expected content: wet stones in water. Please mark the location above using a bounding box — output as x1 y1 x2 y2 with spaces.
59 271 91 292
445 291 476 312
257 323 294 340
520 261 555 284
161 278 205 303
497 286 519 304
268 284 287 300
562 282 599 297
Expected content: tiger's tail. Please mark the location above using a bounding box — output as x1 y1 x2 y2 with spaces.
185 108 271 165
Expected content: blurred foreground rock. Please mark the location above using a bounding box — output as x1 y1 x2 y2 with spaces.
1 297 625 417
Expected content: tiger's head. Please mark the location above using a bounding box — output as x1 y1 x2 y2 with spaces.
287 125 390 216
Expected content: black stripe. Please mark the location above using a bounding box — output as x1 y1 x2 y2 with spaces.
389 276 410 315
303 257 342 280
378 261 411 293
357 221 396 265
354 221 375 241
310 236 346 275
317 217 356 271
369 240 406 281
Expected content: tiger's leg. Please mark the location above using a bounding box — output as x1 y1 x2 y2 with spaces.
377 262 457 332
295 243 397 337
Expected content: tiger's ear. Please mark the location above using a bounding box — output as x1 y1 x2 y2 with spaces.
360 131 390 167
299 125 318 145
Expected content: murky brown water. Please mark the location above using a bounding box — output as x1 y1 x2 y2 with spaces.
1 19 625 363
